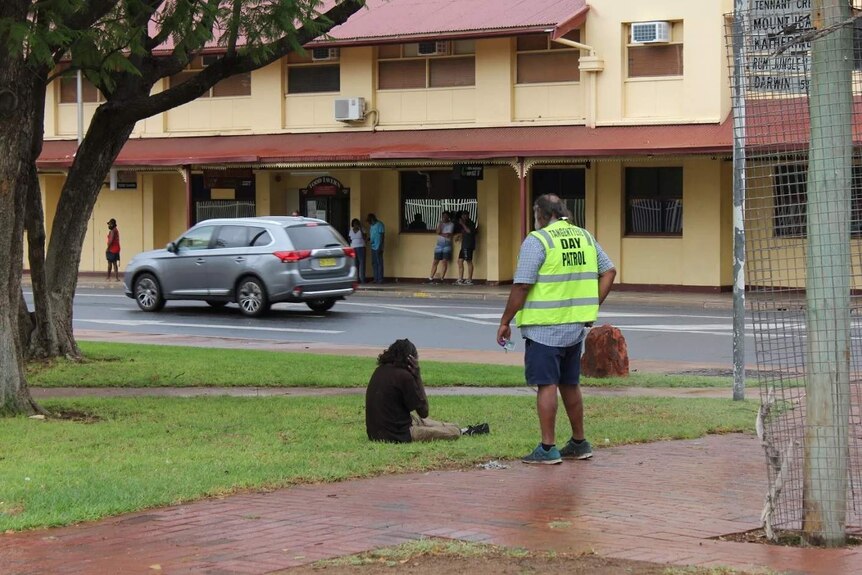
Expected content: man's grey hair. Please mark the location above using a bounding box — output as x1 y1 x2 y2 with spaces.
533 194 572 221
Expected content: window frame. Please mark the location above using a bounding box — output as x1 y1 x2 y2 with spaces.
168 55 252 99
773 163 862 238
285 51 341 95
515 31 582 85
377 41 476 91
58 71 104 104
624 166 684 237
398 169 479 234
625 22 684 79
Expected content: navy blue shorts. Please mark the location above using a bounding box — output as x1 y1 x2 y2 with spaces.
524 339 582 386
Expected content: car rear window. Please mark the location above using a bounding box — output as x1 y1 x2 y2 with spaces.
284 225 346 250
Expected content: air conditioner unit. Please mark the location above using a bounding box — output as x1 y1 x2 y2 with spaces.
334 97 365 122
312 47 340 61
630 21 671 44
417 41 450 56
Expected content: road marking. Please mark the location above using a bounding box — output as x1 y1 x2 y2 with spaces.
74 319 343 334
347 302 499 326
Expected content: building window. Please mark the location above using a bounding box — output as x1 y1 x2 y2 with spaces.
625 167 683 235
627 22 683 78
400 170 478 232
773 164 862 238
59 72 103 103
286 51 340 94
169 55 252 98
531 169 586 228
378 40 475 90
516 31 581 84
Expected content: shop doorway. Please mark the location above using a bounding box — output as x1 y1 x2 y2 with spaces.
531 168 586 228
300 176 351 238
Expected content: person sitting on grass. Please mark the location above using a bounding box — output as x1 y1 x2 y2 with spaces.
365 338 489 442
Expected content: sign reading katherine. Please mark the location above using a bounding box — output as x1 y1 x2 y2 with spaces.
747 0 813 94
301 176 350 197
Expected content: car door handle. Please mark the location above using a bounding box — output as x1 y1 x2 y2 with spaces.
195 258 206 265
234 257 246 263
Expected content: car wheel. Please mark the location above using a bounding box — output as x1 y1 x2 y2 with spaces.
237 277 270 317
305 298 336 313
206 300 228 309
134 273 165 312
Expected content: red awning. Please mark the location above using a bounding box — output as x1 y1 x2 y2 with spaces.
307 0 589 46
37 122 733 170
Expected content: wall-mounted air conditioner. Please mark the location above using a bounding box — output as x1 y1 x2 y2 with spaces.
417 41 450 56
312 47 340 61
334 97 365 121
630 21 671 44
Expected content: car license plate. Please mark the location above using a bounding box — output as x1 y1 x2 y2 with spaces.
319 257 336 267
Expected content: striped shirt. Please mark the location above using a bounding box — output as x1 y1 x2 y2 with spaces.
513 226 614 347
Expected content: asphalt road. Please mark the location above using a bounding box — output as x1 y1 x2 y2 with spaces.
35 287 756 367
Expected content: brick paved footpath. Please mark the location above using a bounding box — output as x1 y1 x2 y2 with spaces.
3 434 861 575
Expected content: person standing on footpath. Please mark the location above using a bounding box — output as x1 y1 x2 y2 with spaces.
105 218 121 281
367 213 385 284
497 194 616 465
348 218 367 284
426 211 454 283
455 210 477 285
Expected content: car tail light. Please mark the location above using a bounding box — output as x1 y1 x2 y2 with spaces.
273 250 312 262
292 286 303 296
343 247 356 258
353 282 360 290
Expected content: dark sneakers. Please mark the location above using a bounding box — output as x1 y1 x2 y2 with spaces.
461 423 490 436
559 438 593 460
521 444 563 465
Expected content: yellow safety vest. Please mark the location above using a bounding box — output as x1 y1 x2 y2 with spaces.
515 219 600 327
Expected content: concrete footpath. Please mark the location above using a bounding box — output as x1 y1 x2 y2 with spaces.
10 279 844 574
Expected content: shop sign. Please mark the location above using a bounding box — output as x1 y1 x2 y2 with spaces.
301 176 350 196
456 164 484 180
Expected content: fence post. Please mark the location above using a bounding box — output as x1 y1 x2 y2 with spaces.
732 0 747 402
803 0 852 547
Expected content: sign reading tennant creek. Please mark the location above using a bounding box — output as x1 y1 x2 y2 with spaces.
747 0 812 93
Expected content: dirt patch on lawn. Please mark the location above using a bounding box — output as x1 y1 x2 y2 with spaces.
280 541 765 575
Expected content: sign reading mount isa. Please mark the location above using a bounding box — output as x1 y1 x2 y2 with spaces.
747 0 812 94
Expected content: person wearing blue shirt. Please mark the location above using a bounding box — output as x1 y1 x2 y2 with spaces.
367 213 385 284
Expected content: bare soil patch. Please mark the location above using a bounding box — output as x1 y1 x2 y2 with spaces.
717 528 862 548
281 542 763 575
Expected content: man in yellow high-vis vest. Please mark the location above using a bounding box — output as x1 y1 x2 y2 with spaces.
497 194 616 465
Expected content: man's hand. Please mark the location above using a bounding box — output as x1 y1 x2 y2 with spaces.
407 355 420 378
496 324 511 347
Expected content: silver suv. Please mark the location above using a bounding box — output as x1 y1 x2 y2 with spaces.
123 216 356 317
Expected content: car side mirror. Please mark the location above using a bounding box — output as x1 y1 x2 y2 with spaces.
167 242 178 254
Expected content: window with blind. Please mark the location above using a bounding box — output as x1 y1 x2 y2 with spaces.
378 40 475 90
516 31 581 84
286 51 340 94
400 170 478 233
168 55 252 98
625 167 683 236
59 73 103 103
627 23 683 78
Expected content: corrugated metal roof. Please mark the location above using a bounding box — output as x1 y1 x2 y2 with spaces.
37 122 732 169
310 0 589 45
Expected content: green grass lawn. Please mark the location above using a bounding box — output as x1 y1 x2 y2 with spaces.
0 395 757 531
26 341 732 389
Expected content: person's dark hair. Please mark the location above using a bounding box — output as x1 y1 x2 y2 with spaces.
351 218 361 227
367 213 378 223
107 218 117 226
533 194 571 222
377 338 418 369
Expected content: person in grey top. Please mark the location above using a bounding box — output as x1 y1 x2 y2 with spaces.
497 194 616 464
427 211 455 283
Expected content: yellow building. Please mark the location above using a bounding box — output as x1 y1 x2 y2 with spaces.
37 0 738 289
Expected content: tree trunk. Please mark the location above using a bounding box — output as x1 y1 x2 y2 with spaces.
0 12 46 414
44 107 137 356
23 162 62 359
